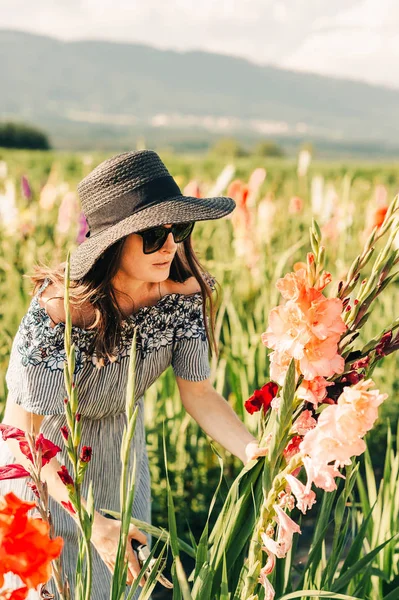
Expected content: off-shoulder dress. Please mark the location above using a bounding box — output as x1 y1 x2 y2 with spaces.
0 274 215 599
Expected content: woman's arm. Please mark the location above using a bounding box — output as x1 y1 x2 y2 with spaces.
175 376 264 464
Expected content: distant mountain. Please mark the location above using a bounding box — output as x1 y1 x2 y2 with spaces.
1 29 399 154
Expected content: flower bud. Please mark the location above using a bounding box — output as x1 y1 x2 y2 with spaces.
79 446 92 463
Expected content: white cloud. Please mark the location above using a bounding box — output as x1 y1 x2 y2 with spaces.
281 0 399 87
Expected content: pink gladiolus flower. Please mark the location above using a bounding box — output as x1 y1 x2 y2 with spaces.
300 412 366 471
261 531 287 559
76 212 89 244
0 464 30 480
259 546 275 575
285 473 316 514
302 456 345 493
258 565 275 599
273 503 301 553
292 410 317 435
21 176 32 200
337 379 387 434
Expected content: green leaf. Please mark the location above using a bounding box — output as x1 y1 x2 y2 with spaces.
339 499 377 576
331 534 399 592
220 552 229 600
279 592 364 600
175 556 193 600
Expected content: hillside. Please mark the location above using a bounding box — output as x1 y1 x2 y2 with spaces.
1 29 399 153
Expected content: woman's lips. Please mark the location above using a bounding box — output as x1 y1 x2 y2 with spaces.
153 261 170 267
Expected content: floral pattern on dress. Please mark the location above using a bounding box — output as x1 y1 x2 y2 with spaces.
16 273 216 372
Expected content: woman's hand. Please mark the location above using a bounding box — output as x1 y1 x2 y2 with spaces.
91 516 148 586
244 440 268 465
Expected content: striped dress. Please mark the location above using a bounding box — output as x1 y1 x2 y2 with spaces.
0 275 214 599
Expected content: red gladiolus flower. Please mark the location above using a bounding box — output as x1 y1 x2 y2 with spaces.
244 382 279 415
60 426 69 441
61 500 77 516
0 492 63 589
57 465 74 488
283 435 303 463
26 482 40 499
79 446 92 463
0 464 30 480
19 434 61 467
375 331 392 357
0 425 26 441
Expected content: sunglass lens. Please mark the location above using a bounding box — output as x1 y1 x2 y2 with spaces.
173 222 194 242
143 227 167 253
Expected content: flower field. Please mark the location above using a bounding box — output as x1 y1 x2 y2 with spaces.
1 148 399 598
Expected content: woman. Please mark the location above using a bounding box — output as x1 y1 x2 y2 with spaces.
0 150 265 599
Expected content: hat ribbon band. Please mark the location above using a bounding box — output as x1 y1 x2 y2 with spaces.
85 175 182 237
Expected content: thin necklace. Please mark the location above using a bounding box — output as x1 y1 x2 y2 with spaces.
158 281 162 300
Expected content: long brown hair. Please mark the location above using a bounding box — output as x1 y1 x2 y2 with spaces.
27 234 219 368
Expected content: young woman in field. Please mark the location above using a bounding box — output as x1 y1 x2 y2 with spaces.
0 150 265 598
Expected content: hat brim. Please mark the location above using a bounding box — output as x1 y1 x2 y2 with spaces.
69 195 235 280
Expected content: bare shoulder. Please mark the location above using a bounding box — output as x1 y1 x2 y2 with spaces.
166 276 202 297
38 281 95 329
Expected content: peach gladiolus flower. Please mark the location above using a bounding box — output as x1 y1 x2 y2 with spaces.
371 206 388 229
285 473 316 514
227 180 249 207
299 335 345 380
288 196 303 214
263 302 312 359
292 410 317 435
0 492 63 589
183 180 201 198
258 565 275 599
297 377 333 406
268 350 299 386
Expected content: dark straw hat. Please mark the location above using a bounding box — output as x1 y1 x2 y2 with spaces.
69 150 236 280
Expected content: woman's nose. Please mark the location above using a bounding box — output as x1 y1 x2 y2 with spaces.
162 231 177 250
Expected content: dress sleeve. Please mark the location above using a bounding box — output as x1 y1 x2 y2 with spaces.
171 274 216 382
5 289 82 415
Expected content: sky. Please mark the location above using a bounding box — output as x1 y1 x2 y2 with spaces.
1 0 399 89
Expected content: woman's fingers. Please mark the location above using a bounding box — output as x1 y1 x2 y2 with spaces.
126 540 147 587
129 524 147 545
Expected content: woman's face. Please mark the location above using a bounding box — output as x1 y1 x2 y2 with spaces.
117 224 178 283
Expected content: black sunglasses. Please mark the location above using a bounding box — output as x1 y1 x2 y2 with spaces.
136 222 195 254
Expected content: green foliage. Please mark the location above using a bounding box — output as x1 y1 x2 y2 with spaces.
254 140 285 157
209 137 248 158
0 121 51 150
